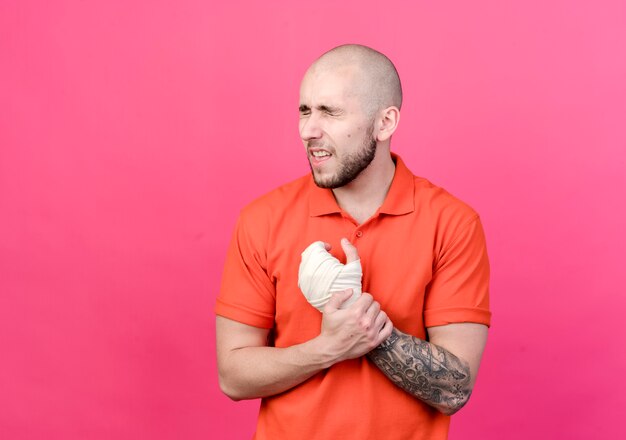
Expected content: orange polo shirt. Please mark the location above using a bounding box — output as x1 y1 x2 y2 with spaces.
216 154 491 440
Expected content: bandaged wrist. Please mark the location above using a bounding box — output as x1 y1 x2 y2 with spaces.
297 241 362 311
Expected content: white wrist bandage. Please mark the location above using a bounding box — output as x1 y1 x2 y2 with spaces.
297 241 362 311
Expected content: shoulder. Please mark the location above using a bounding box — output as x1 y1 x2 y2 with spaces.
238 174 311 225
414 176 478 218
227 174 312 264
394 154 479 226
411 176 483 250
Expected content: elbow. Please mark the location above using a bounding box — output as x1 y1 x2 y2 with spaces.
437 391 472 416
217 353 261 401
218 371 257 401
439 405 463 416
218 374 246 401
219 386 243 402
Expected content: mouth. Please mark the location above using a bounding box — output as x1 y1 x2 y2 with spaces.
308 148 333 167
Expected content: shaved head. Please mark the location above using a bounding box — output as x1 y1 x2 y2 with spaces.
299 44 403 189
307 44 402 116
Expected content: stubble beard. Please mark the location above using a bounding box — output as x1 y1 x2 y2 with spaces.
310 125 377 189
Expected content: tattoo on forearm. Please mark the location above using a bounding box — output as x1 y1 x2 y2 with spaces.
367 328 471 413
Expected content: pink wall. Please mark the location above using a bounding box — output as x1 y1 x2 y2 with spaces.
1 1 625 438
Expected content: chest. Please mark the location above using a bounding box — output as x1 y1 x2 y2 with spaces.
266 213 436 345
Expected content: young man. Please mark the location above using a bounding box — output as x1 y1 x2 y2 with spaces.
216 44 491 439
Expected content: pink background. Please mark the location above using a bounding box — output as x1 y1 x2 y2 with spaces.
1 1 625 439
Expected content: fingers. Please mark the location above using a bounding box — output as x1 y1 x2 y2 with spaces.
358 295 386 336
352 292 374 314
323 242 332 251
363 302 393 349
372 308 387 331
320 289 394 360
340 238 359 263
323 288 353 313
365 299 381 322
376 317 394 345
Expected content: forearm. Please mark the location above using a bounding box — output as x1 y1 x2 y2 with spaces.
218 336 336 401
367 327 472 415
217 290 393 401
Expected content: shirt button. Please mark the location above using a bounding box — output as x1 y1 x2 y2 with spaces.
356 231 363 238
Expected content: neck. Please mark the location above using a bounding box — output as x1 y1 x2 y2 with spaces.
332 150 396 224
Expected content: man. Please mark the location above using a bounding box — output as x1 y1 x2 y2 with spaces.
216 44 491 439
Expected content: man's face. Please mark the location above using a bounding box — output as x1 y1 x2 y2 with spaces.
298 65 377 189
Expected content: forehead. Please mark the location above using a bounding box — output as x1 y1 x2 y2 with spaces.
299 64 362 107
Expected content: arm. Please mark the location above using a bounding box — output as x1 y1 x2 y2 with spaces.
367 322 488 415
216 316 333 400
216 289 393 401
365 211 491 414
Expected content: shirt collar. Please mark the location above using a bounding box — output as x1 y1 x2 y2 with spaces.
308 153 415 217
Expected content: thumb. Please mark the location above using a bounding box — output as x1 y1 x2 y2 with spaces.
340 238 359 263
323 288 353 313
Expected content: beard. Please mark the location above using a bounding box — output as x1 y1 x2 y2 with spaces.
310 126 377 189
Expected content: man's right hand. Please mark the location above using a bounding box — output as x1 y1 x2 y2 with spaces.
319 288 393 363
317 238 393 363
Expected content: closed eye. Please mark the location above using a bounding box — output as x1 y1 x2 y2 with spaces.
318 105 342 116
299 104 343 117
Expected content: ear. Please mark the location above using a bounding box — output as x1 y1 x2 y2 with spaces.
375 106 400 142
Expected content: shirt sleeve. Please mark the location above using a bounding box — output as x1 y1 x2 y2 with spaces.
423 214 491 328
215 211 276 329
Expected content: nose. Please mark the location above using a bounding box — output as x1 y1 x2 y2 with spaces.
299 112 323 141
